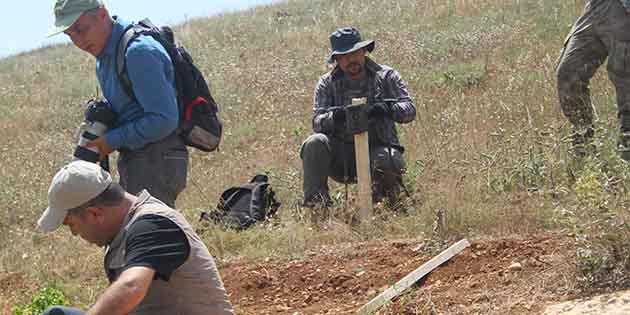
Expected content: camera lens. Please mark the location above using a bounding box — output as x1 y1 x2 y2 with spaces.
73 99 117 163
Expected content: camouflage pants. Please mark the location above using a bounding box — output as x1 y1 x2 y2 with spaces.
556 0 630 130
300 133 405 204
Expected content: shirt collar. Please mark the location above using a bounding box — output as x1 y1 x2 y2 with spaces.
98 16 131 59
330 57 382 80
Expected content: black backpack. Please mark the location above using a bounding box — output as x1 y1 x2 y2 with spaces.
117 18 222 152
200 174 281 230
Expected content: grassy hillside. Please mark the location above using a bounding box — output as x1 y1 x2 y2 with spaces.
2 0 629 309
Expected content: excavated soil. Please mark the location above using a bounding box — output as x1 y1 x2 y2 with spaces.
221 234 579 315
0 273 37 315
1 235 580 315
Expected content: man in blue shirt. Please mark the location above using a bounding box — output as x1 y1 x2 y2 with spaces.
48 0 188 207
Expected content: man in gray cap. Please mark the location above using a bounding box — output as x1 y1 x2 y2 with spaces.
38 160 234 315
300 27 416 209
48 0 187 207
556 0 630 159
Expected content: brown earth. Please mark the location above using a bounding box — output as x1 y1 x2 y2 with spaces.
1 234 581 315
0 273 37 315
222 234 580 315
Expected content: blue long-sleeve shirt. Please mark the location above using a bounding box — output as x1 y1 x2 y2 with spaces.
96 17 179 150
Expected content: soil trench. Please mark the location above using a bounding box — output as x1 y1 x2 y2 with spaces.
222 235 577 315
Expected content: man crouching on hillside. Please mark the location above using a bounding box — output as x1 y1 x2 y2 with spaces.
37 160 234 315
301 27 416 208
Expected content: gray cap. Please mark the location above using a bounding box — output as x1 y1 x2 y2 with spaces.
47 0 104 37
37 160 112 233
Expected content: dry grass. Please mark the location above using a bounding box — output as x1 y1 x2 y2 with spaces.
1 0 628 308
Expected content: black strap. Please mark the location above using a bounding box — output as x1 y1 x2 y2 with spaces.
116 25 138 99
116 19 159 101
100 155 110 173
250 174 269 183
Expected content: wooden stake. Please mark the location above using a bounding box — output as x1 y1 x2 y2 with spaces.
352 97 372 220
356 239 471 315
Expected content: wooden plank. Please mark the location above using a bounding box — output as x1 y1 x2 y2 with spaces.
352 97 372 220
356 239 471 315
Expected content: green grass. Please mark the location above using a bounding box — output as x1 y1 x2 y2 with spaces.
1 0 629 309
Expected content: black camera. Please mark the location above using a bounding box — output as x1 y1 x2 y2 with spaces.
73 99 117 163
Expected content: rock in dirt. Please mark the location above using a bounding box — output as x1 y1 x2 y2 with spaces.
508 262 522 271
544 290 630 314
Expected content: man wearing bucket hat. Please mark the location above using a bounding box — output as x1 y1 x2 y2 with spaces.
556 0 630 159
38 160 234 315
47 0 188 207
300 27 416 209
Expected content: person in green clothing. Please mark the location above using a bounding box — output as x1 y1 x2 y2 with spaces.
556 0 630 159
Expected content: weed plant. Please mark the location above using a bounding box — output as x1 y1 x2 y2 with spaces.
13 287 68 315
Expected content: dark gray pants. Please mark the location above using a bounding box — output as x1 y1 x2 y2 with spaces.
118 133 188 208
300 133 405 203
556 0 630 130
42 306 84 315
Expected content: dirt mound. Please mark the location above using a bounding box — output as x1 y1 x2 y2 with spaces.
0 273 37 315
222 235 577 315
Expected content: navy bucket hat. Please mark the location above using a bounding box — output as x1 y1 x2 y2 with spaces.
327 27 375 64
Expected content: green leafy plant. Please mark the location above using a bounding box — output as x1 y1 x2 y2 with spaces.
574 159 605 207
556 156 630 289
13 287 69 315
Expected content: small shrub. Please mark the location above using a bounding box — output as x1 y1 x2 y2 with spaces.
13 287 69 315
560 158 630 289
574 159 606 208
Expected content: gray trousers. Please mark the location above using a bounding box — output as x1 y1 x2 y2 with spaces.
556 0 630 130
42 306 84 315
300 133 405 203
118 133 188 208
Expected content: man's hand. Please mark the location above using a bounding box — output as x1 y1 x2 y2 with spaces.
367 102 392 119
86 136 114 162
332 107 346 131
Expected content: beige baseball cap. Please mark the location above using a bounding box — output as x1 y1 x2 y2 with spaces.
47 0 104 37
38 160 112 233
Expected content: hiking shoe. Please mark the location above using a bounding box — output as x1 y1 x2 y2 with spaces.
618 131 630 161
372 179 403 210
302 194 333 208
570 126 594 157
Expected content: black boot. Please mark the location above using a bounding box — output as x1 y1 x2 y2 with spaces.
619 114 630 161
570 125 594 157
618 132 630 161
372 172 402 210
302 193 333 208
